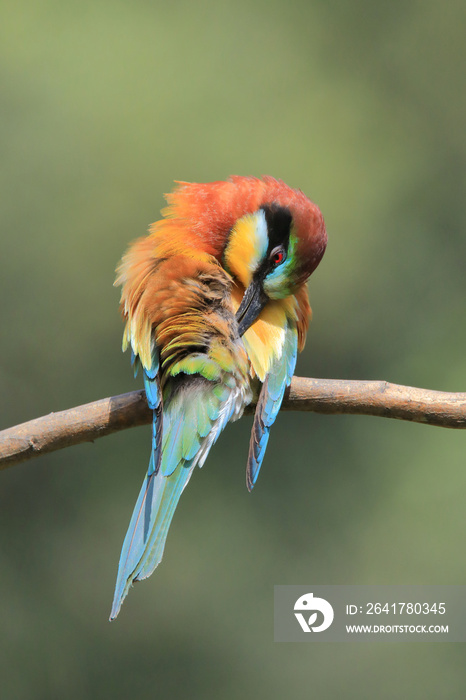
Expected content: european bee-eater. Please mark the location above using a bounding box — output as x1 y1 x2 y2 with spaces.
110 176 327 619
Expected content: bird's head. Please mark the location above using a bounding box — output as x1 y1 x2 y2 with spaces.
147 176 326 337
222 180 327 336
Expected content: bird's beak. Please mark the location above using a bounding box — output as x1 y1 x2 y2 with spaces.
236 277 268 336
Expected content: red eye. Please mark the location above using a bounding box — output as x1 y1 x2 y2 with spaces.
270 247 285 266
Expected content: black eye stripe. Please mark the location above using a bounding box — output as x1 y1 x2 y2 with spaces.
261 204 292 255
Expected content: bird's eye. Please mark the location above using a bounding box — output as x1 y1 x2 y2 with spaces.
269 246 286 267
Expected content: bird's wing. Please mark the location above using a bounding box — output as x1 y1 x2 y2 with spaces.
246 322 298 491
110 371 246 620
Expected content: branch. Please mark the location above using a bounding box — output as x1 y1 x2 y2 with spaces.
1 377 466 470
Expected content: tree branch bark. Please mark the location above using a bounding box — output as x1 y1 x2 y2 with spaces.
1 377 465 470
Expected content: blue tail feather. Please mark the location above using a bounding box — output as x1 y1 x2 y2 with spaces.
110 375 238 620
110 460 193 620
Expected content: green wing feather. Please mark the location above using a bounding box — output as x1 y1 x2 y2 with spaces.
246 323 298 491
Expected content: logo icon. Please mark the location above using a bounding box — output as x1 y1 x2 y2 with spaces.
294 592 334 632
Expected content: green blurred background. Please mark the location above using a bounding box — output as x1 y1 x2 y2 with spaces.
1 0 466 697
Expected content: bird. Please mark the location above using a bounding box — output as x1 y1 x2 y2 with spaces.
110 176 327 619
